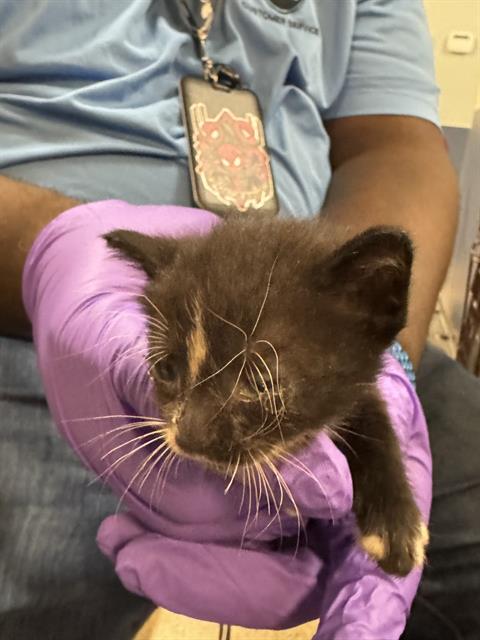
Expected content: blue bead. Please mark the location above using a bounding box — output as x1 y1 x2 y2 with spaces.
388 341 416 387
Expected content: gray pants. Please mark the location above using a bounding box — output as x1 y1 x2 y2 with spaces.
1 337 479 640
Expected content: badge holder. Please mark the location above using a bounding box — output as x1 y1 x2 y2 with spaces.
180 1 279 218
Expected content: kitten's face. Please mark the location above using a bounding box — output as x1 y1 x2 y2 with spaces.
105 218 412 472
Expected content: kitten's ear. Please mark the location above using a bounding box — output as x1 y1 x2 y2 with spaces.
316 226 413 342
103 230 178 278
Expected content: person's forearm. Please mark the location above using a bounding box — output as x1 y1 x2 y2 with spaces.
322 117 459 367
0 176 80 337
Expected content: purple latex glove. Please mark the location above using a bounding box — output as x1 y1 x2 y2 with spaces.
23 201 432 638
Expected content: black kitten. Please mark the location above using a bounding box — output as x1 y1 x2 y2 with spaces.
104 216 428 576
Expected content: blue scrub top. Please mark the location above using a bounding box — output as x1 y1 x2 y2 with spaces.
0 0 439 216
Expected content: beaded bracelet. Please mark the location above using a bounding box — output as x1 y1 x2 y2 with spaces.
388 340 416 388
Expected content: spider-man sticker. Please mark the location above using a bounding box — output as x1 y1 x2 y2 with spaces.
189 103 275 213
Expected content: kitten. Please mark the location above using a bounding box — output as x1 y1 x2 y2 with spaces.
104 216 428 576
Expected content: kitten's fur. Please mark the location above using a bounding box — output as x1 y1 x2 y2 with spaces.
104 217 427 576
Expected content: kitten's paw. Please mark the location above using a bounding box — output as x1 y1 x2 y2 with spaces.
415 522 430 563
360 521 429 577
360 533 387 561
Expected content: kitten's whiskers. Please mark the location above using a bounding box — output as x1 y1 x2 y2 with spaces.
115 438 171 515
274 448 334 523
224 454 234 480
239 465 247 514
189 348 246 390
99 428 167 460
87 342 149 386
250 358 274 413
240 464 254 550
261 453 305 557
146 446 175 511
148 330 167 344
248 452 262 524
150 448 174 506
146 316 168 336
330 422 381 443
138 444 172 496
250 459 284 544
66 413 166 423
159 449 178 496
203 354 247 427
139 294 169 329
224 453 241 495
255 339 286 413
146 351 169 377
245 363 266 421
78 419 167 449
206 307 248 343
252 351 285 445
250 255 278 337
254 460 271 516
242 411 271 441
324 425 358 459
90 433 166 486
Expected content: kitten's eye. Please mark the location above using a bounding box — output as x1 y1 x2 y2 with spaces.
254 377 273 394
155 357 177 383
240 369 277 403
239 375 281 408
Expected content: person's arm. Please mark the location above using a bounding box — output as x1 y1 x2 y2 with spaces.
321 114 459 367
0 175 80 338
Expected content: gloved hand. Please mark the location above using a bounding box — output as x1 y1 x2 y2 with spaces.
23 200 431 638
310 357 432 640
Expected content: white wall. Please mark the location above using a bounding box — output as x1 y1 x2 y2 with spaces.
423 0 480 128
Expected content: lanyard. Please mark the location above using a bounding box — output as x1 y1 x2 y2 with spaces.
179 0 279 217
181 0 240 90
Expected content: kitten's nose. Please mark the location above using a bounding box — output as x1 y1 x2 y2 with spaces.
174 397 229 458
174 418 210 455
175 432 198 454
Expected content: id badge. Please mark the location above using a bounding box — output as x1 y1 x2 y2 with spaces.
180 75 279 218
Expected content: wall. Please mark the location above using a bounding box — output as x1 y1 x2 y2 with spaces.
423 0 480 128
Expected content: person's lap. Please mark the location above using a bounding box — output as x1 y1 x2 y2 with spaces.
0 336 154 640
402 345 480 640
1 336 478 639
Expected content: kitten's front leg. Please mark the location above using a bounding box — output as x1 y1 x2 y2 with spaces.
334 393 428 576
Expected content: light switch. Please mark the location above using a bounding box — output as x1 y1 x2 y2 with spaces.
446 31 476 54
